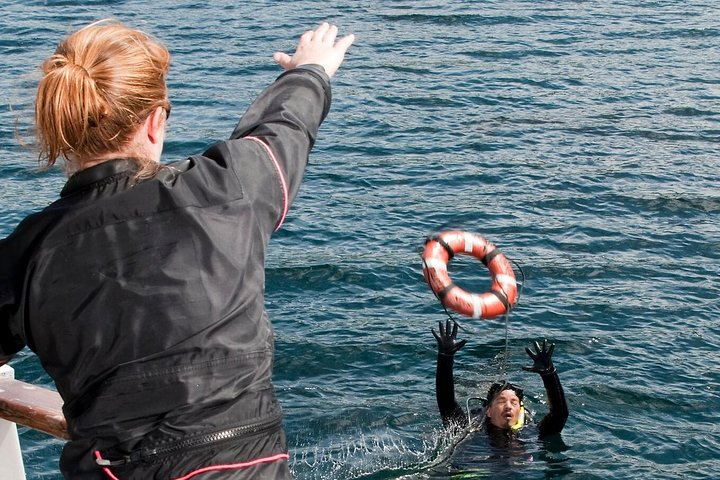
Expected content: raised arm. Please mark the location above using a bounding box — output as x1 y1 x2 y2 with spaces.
201 23 354 234
523 339 569 437
432 320 468 429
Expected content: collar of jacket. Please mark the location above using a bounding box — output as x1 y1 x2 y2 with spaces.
60 159 139 198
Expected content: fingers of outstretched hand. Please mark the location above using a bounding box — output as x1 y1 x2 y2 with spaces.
431 328 440 343
335 32 356 51
299 23 331 46
316 22 332 39
272 52 292 69
275 22 354 78
525 346 536 360
322 24 338 44
444 319 453 337
438 321 447 337
456 339 467 351
547 342 555 358
300 28 316 44
450 320 459 338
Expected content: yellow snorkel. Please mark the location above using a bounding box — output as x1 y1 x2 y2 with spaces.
511 405 525 431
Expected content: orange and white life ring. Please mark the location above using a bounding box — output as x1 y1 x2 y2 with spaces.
421 231 517 319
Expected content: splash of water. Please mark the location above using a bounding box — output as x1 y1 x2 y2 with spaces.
289 428 456 479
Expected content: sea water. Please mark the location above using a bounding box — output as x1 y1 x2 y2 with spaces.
1 1 718 479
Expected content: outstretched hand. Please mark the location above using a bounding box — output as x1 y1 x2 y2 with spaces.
273 22 355 78
432 319 467 356
523 339 556 374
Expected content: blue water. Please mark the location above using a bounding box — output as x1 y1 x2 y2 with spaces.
1 1 719 479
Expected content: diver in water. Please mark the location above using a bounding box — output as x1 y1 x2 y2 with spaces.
432 320 568 445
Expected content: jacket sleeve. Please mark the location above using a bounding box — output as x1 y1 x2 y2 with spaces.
536 367 569 437
0 222 39 357
436 352 468 429
199 65 330 234
227 65 331 230
0 266 20 356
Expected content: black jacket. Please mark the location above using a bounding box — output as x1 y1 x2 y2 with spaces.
0 65 330 479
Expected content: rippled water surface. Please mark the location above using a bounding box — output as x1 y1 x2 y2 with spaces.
1 1 719 479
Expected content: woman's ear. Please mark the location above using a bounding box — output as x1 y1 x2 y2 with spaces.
146 106 166 144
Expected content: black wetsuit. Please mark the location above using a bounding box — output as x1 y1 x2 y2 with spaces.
436 351 568 450
0 65 330 479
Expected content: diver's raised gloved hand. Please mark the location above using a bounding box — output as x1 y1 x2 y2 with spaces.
432 319 467 357
523 339 556 376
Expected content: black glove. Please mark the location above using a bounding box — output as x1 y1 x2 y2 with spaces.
432 319 467 357
523 339 556 375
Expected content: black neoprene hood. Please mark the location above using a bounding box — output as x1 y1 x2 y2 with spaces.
486 382 525 405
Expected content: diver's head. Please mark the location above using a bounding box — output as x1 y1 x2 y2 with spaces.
485 382 524 430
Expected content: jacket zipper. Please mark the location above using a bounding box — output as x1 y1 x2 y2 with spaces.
96 410 283 466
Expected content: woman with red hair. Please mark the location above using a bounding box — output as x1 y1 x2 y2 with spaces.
0 20 353 479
